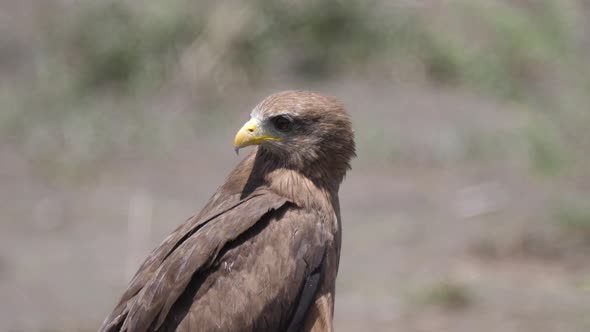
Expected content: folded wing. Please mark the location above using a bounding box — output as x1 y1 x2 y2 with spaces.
100 188 328 332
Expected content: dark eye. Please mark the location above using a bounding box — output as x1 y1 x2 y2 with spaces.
272 115 292 131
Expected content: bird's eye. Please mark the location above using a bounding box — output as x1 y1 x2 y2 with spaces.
272 116 292 131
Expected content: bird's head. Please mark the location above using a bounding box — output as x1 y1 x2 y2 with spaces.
234 91 355 181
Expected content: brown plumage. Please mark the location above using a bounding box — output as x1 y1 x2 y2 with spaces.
99 91 355 332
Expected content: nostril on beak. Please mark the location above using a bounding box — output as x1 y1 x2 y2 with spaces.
247 128 255 133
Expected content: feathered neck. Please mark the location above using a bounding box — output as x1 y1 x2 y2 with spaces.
221 148 342 212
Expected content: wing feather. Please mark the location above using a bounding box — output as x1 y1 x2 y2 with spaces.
171 206 329 332
99 188 288 332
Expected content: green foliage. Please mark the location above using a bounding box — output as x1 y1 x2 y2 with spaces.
29 0 590 99
47 1 202 93
554 200 590 243
0 1 206 182
3 0 590 180
414 280 472 310
411 0 585 100
231 0 386 78
73 4 141 90
524 117 569 175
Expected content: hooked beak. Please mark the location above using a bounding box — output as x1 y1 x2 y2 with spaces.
234 118 282 154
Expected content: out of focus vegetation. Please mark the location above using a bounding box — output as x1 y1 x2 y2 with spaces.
2 0 589 246
3 0 589 177
2 1 590 330
3 0 590 236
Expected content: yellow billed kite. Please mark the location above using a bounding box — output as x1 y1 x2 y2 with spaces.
100 91 355 332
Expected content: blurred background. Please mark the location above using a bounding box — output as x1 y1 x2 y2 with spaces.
1 0 590 331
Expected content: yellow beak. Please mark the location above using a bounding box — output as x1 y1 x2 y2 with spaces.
234 118 282 153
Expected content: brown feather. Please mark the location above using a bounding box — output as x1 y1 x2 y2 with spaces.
99 91 355 332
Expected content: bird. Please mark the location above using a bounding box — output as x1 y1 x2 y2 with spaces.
99 90 355 332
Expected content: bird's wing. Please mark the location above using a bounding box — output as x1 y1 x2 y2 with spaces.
163 205 330 332
99 188 287 332
100 189 330 332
